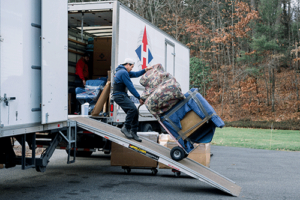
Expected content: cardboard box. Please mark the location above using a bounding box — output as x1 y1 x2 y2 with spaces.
159 133 175 142
107 70 111 81
158 134 211 168
92 71 110 80
179 111 205 140
103 93 110 113
0 164 3 169
91 81 111 116
111 132 158 168
92 75 105 80
138 132 159 142
93 38 112 77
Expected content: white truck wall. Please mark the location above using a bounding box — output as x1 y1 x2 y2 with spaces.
115 4 189 122
0 1 189 129
0 0 41 128
117 5 189 92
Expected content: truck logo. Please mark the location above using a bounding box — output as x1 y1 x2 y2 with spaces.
135 26 154 69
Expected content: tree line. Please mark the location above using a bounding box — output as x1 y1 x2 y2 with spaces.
119 0 300 121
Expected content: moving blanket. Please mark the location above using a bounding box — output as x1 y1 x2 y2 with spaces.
86 78 107 86
140 63 185 116
144 78 185 116
160 88 225 153
140 63 172 101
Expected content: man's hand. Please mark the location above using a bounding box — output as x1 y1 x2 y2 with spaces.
83 80 86 86
139 99 144 105
145 66 153 72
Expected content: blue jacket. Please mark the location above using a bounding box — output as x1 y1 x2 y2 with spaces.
113 65 146 99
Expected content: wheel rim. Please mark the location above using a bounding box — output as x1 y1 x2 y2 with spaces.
173 150 182 159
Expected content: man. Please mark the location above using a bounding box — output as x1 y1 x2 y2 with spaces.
73 53 90 114
113 58 153 142
75 53 90 87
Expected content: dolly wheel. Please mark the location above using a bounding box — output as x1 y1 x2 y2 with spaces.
151 168 158 175
170 147 185 161
124 168 131 174
174 171 181 177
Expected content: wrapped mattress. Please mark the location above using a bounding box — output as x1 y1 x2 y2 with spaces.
140 64 185 116
140 64 171 101
160 88 225 153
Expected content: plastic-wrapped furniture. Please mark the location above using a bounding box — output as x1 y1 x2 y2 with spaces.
159 88 225 161
75 79 107 112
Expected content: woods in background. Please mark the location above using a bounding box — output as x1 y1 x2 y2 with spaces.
119 0 300 122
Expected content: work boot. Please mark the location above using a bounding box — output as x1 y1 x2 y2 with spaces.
121 125 133 139
130 130 142 142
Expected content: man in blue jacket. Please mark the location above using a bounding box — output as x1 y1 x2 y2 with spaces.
113 58 152 142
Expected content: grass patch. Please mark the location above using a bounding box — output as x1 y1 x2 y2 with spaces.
225 120 300 130
212 127 300 151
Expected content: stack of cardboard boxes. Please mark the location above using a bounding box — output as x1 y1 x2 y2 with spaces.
89 37 112 116
111 132 211 169
92 38 112 79
111 132 158 168
158 134 211 168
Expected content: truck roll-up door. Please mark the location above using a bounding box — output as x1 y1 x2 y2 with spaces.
41 0 68 124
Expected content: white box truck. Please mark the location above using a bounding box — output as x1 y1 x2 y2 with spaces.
0 0 190 171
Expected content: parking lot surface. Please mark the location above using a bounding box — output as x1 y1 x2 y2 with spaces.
0 146 299 200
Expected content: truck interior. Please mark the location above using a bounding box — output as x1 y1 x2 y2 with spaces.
67 10 113 116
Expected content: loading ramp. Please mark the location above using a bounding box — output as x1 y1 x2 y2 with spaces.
69 116 241 196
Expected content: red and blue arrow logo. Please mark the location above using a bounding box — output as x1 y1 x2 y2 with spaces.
135 26 154 69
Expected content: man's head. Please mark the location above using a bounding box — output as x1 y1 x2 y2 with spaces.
121 58 135 72
83 53 90 62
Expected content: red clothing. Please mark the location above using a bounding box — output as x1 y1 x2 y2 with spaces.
75 57 89 80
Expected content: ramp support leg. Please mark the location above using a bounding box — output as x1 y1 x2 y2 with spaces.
59 120 77 164
21 133 36 170
35 133 62 172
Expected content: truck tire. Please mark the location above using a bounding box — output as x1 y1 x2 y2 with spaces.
36 166 46 173
77 151 93 157
170 147 185 161
141 123 153 132
66 150 93 157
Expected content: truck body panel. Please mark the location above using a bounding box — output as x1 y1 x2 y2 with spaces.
0 0 41 129
41 0 68 124
0 0 189 138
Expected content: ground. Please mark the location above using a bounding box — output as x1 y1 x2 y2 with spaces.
0 146 299 199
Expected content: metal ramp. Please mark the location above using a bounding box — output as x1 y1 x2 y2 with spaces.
70 116 241 196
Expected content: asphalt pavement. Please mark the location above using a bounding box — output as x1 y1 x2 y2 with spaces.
0 146 299 200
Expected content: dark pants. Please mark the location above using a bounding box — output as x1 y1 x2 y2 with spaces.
114 94 139 132
73 75 84 113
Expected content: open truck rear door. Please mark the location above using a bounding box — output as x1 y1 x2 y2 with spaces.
41 0 68 124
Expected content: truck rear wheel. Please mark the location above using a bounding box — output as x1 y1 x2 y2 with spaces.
141 123 153 132
36 166 46 173
66 150 93 157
